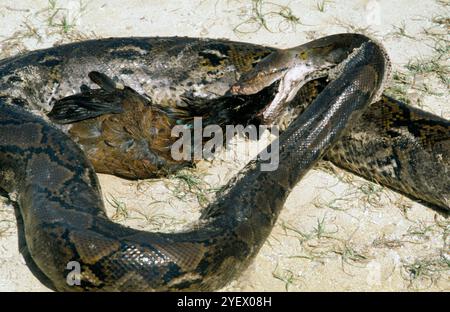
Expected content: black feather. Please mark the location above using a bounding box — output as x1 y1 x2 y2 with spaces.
48 90 125 124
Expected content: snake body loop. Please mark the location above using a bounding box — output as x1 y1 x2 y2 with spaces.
0 34 447 291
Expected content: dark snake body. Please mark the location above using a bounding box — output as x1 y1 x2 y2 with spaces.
0 34 447 291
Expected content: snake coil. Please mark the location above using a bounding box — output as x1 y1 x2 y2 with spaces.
0 34 443 291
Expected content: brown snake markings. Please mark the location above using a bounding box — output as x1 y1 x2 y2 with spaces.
0 34 448 291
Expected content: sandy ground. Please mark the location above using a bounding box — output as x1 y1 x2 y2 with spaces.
0 0 449 291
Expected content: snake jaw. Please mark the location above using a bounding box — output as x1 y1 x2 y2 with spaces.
229 49 298 96
254 62 335 124
229 67 287 95
230 62 312 124
230 47 337 124
259 64 315 124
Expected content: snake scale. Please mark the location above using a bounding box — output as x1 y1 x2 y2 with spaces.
0 34 448 291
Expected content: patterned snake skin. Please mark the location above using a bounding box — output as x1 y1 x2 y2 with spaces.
0 34 447 291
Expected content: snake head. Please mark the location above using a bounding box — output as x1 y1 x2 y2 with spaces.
230 46 335 124
229 50 296 95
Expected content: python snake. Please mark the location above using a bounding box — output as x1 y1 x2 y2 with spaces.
0 34 448 291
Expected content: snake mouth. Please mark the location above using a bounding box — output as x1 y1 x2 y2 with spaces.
225 76 308 128
232 65 333 125
260 64 337 124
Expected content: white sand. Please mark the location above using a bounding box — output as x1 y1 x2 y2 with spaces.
0 0 448 291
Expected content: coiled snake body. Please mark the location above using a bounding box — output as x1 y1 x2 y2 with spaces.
0 34 448 291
